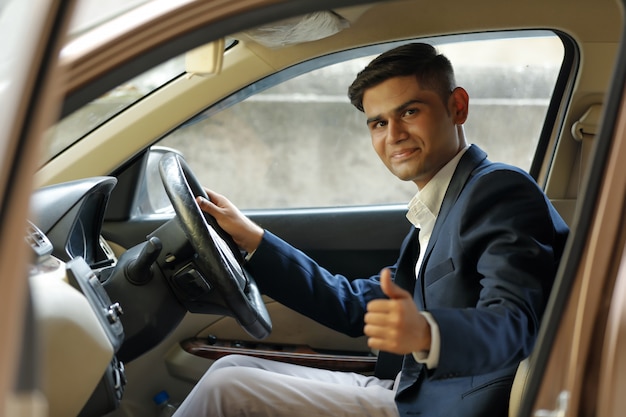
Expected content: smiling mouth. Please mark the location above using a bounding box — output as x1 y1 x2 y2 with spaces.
390 148 419 160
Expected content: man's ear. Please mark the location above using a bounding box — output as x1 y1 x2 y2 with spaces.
449 87 469 124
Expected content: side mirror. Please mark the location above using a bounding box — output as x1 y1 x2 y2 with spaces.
133 146 183 217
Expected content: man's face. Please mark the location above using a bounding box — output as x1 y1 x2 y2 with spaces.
362 75 467 189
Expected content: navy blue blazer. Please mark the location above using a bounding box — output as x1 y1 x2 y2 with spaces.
246 145 569 417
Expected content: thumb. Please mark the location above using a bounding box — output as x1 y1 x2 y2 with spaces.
380 268 411 300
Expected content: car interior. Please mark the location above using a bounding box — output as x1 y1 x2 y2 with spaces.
15 0 626 416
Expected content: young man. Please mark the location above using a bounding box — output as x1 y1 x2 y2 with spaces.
173 43 569 417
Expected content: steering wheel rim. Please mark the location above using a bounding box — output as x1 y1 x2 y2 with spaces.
158 152 272 339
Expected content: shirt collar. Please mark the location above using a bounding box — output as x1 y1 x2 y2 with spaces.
406 146 469 228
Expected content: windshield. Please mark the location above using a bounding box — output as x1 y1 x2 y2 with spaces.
43 54 185 163
45 0 201 164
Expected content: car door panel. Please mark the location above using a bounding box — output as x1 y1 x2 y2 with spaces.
246 207 409 277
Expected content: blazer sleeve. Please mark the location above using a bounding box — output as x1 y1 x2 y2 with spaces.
245 231 390 337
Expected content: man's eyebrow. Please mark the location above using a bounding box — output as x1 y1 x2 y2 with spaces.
366 115 381 125
365 99 424 125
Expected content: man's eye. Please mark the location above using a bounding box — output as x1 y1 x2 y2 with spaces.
404 109 417 117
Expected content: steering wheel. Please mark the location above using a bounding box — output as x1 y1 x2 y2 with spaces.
158 152 272 339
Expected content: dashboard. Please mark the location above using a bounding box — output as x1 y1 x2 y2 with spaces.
28 176 126 417
30 176 118 271
27 174 207 417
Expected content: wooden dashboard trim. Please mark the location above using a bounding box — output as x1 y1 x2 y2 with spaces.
181 337 377 373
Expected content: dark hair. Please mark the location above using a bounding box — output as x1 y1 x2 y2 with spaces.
348 43 457 112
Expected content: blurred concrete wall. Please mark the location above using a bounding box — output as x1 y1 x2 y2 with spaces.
159 64 555 208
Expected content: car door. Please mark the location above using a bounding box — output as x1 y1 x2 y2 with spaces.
517 1 626 415
0 0 78 416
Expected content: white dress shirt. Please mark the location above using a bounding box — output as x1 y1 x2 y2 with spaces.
405 146 468 369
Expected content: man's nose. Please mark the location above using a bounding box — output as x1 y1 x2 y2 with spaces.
387 119 408 143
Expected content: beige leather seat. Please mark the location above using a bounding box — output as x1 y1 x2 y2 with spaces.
509 357 530 417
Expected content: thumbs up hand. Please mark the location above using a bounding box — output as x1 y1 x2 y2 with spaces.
364 268 431 355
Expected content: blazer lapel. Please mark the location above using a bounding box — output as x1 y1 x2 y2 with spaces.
416 145 488 306
394 227 420 295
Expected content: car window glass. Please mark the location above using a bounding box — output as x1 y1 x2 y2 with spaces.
146 33 565 212
45 36 238 165
43 54 186 164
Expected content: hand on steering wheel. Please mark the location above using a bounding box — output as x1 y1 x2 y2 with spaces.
195 188 263 255
158 152 272 339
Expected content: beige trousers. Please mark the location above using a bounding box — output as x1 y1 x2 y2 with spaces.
173 354 399 417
